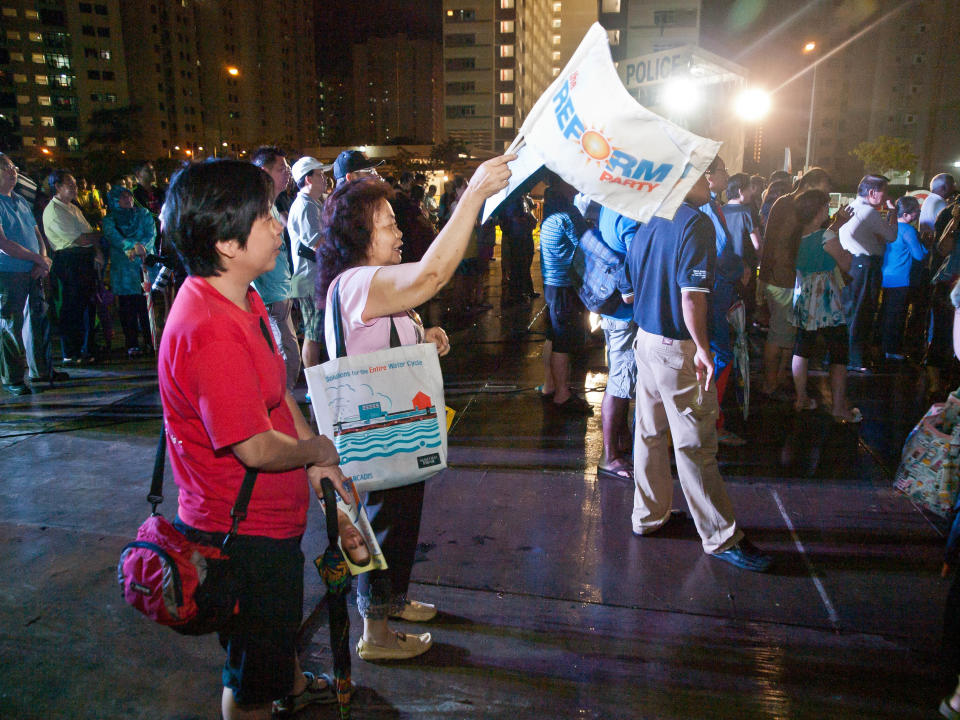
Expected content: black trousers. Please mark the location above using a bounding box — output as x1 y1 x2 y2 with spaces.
841 255 882 367
880 286 909 357
117 294 150 350
51 247 98 359
356 480 425 618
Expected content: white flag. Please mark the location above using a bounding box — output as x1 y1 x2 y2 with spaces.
483 23 722 224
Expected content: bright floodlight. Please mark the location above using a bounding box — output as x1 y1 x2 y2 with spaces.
803 41 817 53
735 88 771 122
661 77 700 116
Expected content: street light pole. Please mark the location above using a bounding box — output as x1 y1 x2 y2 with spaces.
803 41 818 171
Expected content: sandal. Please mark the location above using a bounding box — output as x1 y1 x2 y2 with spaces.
832 407 863 424
597 459 634 482
272 671 337 717
552 394 594 416
793 397 818 412
941 698 960 720
535 384 554 401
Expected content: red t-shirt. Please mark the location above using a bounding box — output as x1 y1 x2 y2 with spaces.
158 277 308 539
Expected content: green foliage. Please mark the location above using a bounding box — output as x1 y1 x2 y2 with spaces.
430 138 469 167
850 135 918 175
85 105 139 148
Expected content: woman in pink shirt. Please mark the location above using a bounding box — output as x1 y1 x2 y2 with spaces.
317 156 512 661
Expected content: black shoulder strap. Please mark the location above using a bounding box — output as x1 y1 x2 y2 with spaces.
320 477 340 547
331 277 348 359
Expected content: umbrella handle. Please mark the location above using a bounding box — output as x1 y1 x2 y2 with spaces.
320 477 340 547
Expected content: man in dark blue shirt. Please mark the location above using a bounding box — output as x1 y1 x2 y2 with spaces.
617 169 772 572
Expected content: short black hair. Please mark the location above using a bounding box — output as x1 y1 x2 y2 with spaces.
857 174 889 197
250 145 286 169
896 195 920 217
769 170 792 184
727 173 750 199
399 171 413 185
47 168 73 192
295 170 314 190
159 160 273 278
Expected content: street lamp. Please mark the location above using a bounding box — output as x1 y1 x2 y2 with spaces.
734 88 771 122
803 41 818 171
216 65 240 157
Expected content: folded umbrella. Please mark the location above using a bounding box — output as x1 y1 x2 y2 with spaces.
726 300 750 420
317 477 352 718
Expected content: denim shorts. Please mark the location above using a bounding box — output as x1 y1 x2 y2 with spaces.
544 285 582 353
600 315 637 399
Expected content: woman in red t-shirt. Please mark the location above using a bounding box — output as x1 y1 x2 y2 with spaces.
158 160 348 720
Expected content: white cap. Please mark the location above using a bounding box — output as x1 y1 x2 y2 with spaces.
292 156 333 184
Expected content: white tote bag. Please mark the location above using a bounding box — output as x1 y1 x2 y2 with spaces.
304 279 448 493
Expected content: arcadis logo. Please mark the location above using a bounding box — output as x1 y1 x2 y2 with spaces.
552 72 673 193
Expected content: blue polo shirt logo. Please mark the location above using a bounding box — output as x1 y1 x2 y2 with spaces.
552 74 674 194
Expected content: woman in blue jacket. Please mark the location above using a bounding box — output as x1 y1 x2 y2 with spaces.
880 195 926 361
103 185 156 356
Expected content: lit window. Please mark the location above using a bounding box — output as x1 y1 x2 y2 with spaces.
17 95 30 104
44 137 57 147
552 18 561 28
2 8 17 17
100 50 111 60
500 20 514 33
29 32 42 42
67 137 79 150
40 116 54 127
7 31 21 40
553 67 560 76
552 34 561 45
500 44 514 57
13 74 28 83
500 68 514 82
32 53 45 64
35 75 48 85
10 52 24 62
501 0 514 7
499 92 514 104
553 2 562 11
499 116 514 128
23 136 36 146
552 51 561 61
38 96 51 106
25 9 39 19
607 29 620 46
601 0 620 12
21 117 35 126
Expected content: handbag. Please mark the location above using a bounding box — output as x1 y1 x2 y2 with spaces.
304 277 448 493
117 429 258 635
894 395 960 518
568 228 625 315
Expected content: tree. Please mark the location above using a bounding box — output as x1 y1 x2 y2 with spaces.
430 137 469 168
84 105 142 185
850 135 918 175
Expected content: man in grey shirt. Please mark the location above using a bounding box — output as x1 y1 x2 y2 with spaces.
288 156 332 370
839 174 897 372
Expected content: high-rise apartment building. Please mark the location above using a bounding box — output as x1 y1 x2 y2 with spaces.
1 0 127 160
122 0 316 161
352 34 442 145
442 0 595 154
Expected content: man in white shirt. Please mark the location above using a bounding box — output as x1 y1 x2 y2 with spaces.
920 173 956 238
839 174 898 372
288 156 332 370
42 170 104 363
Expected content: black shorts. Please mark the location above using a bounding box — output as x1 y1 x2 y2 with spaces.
793 324 848 366
176 519 304 706
544 285 582 353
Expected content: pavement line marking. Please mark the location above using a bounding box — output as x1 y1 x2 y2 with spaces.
771 488 840 631
448 381 485 435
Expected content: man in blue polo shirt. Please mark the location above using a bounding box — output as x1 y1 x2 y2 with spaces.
617 167 771 572
0 153 64 395
595 206 639 480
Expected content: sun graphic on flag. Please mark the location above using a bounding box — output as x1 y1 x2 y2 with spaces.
578 127 615 167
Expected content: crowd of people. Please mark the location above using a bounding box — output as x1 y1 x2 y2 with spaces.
6 142 960 718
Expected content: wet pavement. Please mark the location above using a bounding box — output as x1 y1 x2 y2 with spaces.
0 260 953 719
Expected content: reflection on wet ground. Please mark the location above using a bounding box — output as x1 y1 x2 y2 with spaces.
0 263 951 719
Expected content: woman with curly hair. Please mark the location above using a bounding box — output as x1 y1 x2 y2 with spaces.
317 155 512 661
